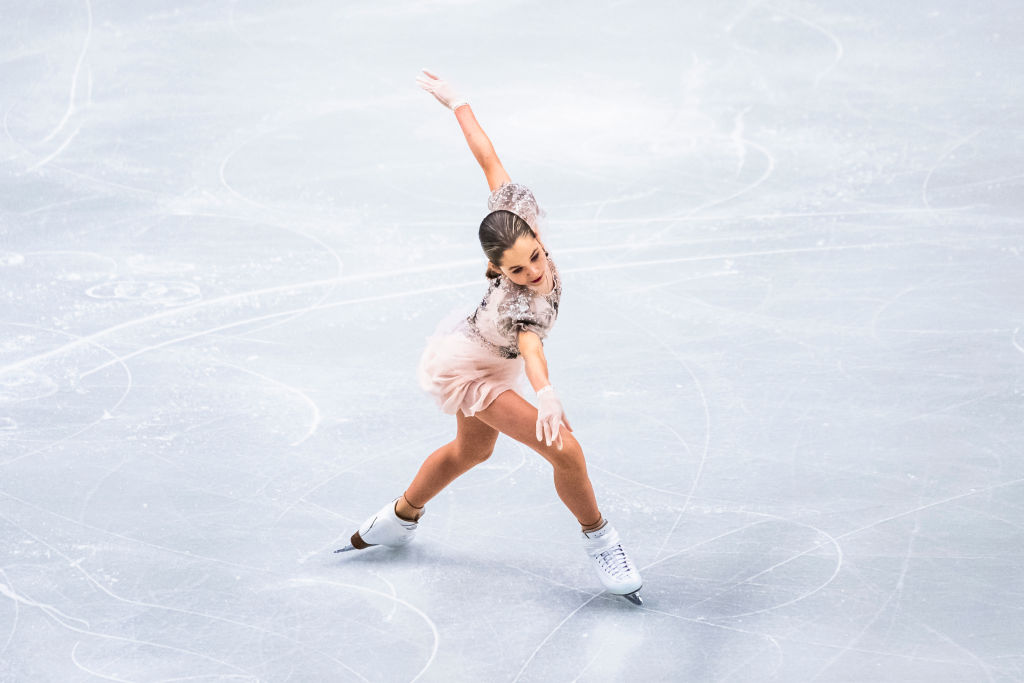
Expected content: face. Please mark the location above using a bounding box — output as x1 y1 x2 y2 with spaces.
493 235 550 291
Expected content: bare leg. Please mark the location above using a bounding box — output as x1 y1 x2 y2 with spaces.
475 390 601 527
399 410 501 519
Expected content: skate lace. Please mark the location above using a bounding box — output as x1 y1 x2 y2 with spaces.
596 543 635 579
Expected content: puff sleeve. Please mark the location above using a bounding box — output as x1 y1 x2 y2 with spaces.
487 182 545 234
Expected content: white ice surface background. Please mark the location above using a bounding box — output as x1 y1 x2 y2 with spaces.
1 1 1023 681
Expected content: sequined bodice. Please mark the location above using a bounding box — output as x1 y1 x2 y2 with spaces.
463 181 558 358
465 258 561 359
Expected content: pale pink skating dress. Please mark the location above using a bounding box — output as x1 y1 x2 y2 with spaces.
418 183 561 417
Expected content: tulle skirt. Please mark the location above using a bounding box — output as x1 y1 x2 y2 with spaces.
417 314 524 417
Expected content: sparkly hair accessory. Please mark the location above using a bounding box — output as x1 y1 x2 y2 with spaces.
487 183 545 234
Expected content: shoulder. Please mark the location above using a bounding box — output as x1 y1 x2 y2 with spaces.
487 182 543 233
488 182 539 211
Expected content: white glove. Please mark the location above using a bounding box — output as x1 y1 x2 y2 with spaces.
416 69 469 111
536 385 572 449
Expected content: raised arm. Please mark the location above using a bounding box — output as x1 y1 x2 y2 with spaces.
454 105 511 191
417 69 511 191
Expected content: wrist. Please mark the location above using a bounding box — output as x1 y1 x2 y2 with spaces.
537 385 554 396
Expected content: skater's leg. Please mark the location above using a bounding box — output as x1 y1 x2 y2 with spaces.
400 410 500 517
475 390 600 527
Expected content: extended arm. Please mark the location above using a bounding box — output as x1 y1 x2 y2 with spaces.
519 330 552 392
454 106 511 191
417 69 511 191
519 330 572 448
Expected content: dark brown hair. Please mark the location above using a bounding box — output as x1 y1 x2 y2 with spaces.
479 210 536 279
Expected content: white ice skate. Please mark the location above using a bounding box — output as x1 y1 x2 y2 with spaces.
335 499 421 553
582 521 643 605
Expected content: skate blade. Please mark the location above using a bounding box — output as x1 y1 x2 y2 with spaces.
335 531 375 554
621 591 643 606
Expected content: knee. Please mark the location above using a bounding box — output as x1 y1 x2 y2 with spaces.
453 443 494 467
548 437 586 473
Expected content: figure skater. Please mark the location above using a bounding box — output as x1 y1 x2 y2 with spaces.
336 70 643 605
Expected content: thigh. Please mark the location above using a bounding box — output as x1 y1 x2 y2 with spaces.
456 408 500 454
474 390 580 463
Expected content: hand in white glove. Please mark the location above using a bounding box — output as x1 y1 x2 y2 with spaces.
536 386 572 449
416 69 469 111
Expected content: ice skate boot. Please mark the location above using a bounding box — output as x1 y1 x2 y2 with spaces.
335 499 421 553
582 521 643 605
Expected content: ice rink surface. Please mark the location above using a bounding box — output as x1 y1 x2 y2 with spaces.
2 0 1023 681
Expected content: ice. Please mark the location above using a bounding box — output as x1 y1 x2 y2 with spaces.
1 1 1022 681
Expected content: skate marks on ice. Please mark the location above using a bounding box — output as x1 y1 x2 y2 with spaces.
0 321 134 468
726 4 845 89
514 479 1019 683
511 510 838 681
0 497 367 680
3 0 1024 680
577 295 713 566
0 249 485 469
545 232 1020 679
1014 327 1024 356
289 578 439 683
7 0 94 175
1 484 452 681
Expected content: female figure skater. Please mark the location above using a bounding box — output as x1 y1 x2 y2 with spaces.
337 70 643 605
